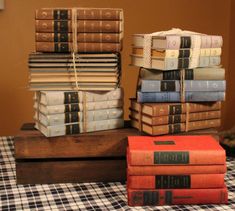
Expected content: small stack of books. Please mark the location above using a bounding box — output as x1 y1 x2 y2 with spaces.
130 30 226 135
127 135 228 206
29 8 124 137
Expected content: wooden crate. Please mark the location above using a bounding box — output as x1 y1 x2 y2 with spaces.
15 122 141 184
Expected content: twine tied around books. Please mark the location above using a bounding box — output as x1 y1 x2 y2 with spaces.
143 28 205 69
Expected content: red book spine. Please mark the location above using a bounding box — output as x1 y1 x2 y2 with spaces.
128 165 227 175
128 187 228 206
128 174 225 189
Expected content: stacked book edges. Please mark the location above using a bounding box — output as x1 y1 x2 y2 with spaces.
28 53 121 91
130 99 221 135
127 136 228 206
34 88 124 137
130 33 222 70
137 67 226 103
35 8 123 53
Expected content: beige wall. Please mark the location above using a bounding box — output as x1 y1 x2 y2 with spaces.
0 0 233 135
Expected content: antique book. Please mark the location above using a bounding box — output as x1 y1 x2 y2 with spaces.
130 99 221 116
35 20 123 33
132 34 223 49
140 80 225 92
130 109 221 126
35 32 123 43
36 88 123 106
128 174 225 189
132 47 222 58
131 118 221 135
35 8 123 20
35 42 121 52
127 135 225 165
35 108 124 126
34 99 123 115
127 187 228 206
35 118 124 137
139 67 225 80
130 55 221 70
137 91 225 102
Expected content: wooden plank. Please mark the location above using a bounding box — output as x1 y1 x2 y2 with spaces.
15 122 142 159
16 159 126 184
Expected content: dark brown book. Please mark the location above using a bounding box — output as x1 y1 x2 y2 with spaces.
35 32 122 43
35 42 121 52
35 20 122 33
35 8 123 20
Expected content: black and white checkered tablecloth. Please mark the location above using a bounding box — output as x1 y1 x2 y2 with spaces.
0 137 235 211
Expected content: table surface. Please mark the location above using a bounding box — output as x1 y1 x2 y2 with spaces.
0 136 235 211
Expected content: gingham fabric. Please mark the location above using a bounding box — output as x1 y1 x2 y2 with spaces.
0 136 235 211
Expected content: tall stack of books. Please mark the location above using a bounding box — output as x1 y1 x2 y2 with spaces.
130 30 226 135
29 8 124 137
127 136 228 206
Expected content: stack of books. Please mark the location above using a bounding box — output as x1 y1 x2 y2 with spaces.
29 7 124 137
127 135 228 206
130 30 226 135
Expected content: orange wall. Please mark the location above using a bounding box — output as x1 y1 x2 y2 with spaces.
0 0 233 135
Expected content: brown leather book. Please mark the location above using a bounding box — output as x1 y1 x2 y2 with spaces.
35 8 123 20
130 109 221 126
35 42 121 52
35 20 122 33
35 32 122 43
130 99 221 117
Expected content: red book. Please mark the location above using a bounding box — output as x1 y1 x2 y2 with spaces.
128 136 226 166
128 174 225 189
128 187 228 206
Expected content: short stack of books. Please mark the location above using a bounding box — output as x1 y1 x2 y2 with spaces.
130 30 226 135
127 135 228 206
30 7 124 137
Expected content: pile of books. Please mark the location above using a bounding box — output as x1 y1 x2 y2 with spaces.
29 7 124 137
127 135 228 206
130 30 226 135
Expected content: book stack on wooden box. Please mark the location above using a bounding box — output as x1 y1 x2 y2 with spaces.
30 8 124 137
130 29 226 135
127 136 228 206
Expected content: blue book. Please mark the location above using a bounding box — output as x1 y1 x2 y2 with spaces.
141 80 226 92
137 91 225 103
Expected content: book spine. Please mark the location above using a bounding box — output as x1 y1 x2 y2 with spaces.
36 100 123 115
210 56 221 66
149 111 221 125
128 174 225 189
42 88 123 105
137 91 225 103
36 42 121 52
200 35 223 48
35 9 122 20
127 188 228 206
166 36 191 49
200 48 222 56
127 164 227 175
38 108 124 126
165 58 190 70
45 118 124 137
35 20 121 33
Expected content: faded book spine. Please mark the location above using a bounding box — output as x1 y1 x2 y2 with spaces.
35 20 122 33
36 108 124 126
139 67 225 80
131 110 221 126
34 100 123 115
137 91 225 103
127 188 228 206
35 9 123 20
142 119 221 136
36 42 121 52
36 32 122 43
128 174 225 189
140 80 226 92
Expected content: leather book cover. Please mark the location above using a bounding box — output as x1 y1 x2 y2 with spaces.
127 135 226 165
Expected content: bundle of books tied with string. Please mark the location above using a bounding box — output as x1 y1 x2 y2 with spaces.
29 8 124 137
130 28 226 135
